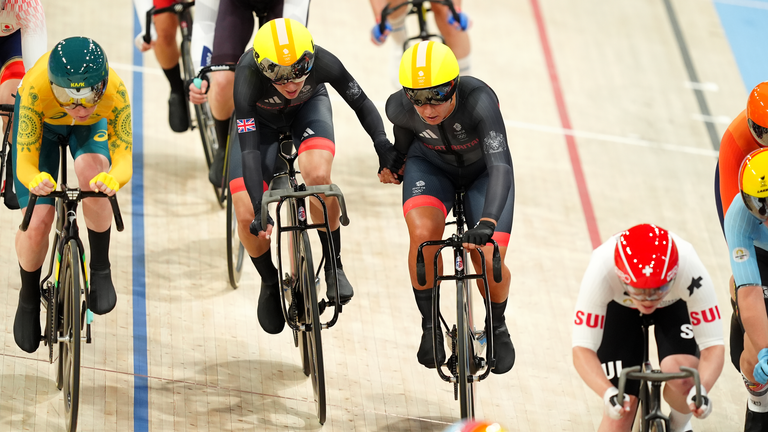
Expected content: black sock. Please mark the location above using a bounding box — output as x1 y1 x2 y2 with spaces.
413 287 435 327
318 229 343 271
214 117 231 150
88 227 111 271
163 63 185 94
19 265 42 307
251 252 278 286
491 299 507 329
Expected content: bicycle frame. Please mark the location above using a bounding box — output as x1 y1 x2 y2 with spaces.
260 136 350 330
380 0 463 51
616 319 703 431
414 190 502 418
0 103 15 200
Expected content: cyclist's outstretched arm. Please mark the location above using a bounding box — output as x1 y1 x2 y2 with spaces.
11 0 47 69
190 0 220 73
103 76 134 190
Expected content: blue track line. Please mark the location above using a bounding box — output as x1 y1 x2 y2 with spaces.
131 9 149 432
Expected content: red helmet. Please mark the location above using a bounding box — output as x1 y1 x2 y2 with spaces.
614 224 679 301
443 420 508 432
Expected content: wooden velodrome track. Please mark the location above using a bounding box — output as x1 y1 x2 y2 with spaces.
1 0 767 430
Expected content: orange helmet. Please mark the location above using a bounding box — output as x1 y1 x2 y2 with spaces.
747 82 768 146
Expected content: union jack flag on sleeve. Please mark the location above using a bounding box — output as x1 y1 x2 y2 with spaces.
237 118 256 133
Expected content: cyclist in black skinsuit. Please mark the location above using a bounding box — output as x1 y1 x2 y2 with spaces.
231 18 402 335
380 41 516 374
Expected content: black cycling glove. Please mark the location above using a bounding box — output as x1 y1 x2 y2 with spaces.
462 220 496 246
249 205 274 236
375 141 406 179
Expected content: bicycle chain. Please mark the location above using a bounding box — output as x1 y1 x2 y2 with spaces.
46 283 55 362
449 325 458 400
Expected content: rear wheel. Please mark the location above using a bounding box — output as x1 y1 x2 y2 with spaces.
59 241 82 432
456 278 475 419
226 190 244 288
299 231 325 424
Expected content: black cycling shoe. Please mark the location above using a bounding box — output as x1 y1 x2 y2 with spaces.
417 323 446 368
90 268 117 315
168 91 189 132
258 282 285 334
208 145 227 187
490 321 515 374
325 267 353 305
745 404 768 432
14 301 40 353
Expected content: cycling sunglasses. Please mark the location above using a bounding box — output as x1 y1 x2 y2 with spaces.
257 50 314 85
403 78 458 107
749 118 768 147
742 192 768 220
621 280 674 302
51 81 107 109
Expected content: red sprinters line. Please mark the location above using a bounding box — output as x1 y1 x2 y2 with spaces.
530 0 601 249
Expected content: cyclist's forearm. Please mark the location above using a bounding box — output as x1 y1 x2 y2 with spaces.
697 345 724 393
739 285 768 350
573 346 613 396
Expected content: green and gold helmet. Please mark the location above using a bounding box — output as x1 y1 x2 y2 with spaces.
48 37 109 108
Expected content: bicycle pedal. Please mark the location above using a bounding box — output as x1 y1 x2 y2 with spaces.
318 299 327 315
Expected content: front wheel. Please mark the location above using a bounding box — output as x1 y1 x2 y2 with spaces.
226 190 245 288
299 231 326 424
649 418 666 432
456 279 475 419
59 240 82 432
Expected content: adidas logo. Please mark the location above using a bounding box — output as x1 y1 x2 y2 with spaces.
302 128 315 138
419 130 438 139
264 97 281 104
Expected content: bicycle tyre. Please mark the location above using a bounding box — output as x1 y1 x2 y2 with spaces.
299 231 326 424
456 278 475 419
59 240 81 432
226 190 245 288
298 330 311 377
649 418 665 432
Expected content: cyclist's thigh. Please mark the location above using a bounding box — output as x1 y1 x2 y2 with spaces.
730 247 768 371
212 0 255 65
13 121 63 208
228 121 280 194
653 300 699 362
401 145 455 218
464 169 514 247
280 0 310 25
596 301 645 396
69 119 111 162
0 30 23 88
291 90 335 157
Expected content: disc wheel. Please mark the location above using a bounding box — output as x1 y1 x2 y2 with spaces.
456 279 475 420
59 241 81 432
226 190 245 288
299 231 325 424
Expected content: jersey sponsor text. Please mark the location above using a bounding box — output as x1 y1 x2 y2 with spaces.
574 310 605 329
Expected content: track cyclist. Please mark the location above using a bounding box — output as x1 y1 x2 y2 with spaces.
572 224 723 432
226 18 401 334
369 0 472 86
188 0 310 187
380 41 515 373
723 147 768 431
12 37 132 353
134 0 190 132
0 0 47 209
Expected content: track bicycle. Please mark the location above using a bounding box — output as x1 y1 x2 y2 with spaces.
616 317 704 432
19 138 125 432
260 133 349 424
143 0 223 206
0 103 17 208
415 189 502 419
379 0 463 51
192 64 245 287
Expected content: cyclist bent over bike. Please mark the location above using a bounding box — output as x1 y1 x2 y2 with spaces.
380 41 515 374
221 18 401 334
13 37 132 353
572 224 723 432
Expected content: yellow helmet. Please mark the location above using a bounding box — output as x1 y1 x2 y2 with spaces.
398 41 459 106
739 147 768 220
252 18 314 84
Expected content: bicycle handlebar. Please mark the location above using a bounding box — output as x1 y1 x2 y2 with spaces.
616 365 703 409
20 191 124 233
416 238 502 286
0 104 14 113
143 1 195 44
196 64 237 80
379 0 462 36
260 184 350 229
